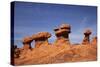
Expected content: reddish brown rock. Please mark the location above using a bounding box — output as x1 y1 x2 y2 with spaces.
32 32 51 48
14 24 97 65
22 36 33 50
54 24 71 45
71 44 97 62
14 48 20 58
91 36 97 45
82 29 92 45
14 45 20 58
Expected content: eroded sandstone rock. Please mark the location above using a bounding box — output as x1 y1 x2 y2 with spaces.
91 36 97 45
22 36 33 49
82 29 92 45
32 32 51 48
14 45 20 58
14 24 97 65
54 24 71 45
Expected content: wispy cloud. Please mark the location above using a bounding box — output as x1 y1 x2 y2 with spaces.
81 17 88 23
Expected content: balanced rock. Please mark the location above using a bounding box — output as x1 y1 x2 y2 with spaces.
22 36 33 50
54 24 71 45
82 29 92 45
32 32 51 48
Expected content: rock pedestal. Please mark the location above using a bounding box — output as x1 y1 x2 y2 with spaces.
32 32 51 48
22 36 33 49
54 24 71 45
82 29 92 45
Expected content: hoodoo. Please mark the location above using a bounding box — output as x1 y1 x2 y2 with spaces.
54 24 71 45
82 29 92 45
32 32 51 48
22 36 33 49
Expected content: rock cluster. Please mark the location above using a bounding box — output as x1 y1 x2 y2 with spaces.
12 23 97 65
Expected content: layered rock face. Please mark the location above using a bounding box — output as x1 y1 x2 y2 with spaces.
13 24 97 65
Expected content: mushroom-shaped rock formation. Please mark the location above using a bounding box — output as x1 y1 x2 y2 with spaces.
32 32 51 48
22 36 33 50
54 24 71 45
82 29 92 45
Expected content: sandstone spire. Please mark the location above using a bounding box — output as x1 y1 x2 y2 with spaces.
82 29 92 45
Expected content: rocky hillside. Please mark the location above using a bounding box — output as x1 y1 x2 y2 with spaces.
12 24 97 65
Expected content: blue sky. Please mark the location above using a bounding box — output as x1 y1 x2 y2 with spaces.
13 1 97 48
